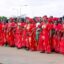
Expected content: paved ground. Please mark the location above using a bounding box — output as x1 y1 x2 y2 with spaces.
0 46 64 64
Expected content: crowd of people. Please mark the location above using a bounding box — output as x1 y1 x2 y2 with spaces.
0 16 64 54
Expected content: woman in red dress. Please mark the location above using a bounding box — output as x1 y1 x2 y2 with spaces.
37 20 51 53
15 22 23 48
7 18 17 47
0 21 6 46
59 32 64 54
25 18 37 51
59 22 64 54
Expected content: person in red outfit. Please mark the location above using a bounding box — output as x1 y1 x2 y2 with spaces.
52 32 59 52
5 21 8 45
15 18 29 49
0 20 6 46
7 18 17 47
51 18 58 51
59 32 64 54
25 17 37 51
20 21 28 49
55 21 62 53
59 21 64 54
15 22 23 48
37 19 51 53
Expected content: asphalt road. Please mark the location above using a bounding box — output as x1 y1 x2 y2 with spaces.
0 46 64 64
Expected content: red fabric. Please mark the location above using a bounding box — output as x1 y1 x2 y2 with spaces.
15 22 29 48
53 24 57 31
52 35 59 51
47 23 53 31
15 26 22 48
57 24 62 31
26 23 37 51
53 17 58 21
60 37 64 54
7 22 16 47
17 23 29 48
48 18 53 23
37 23 51 53
5 23 9 44
21 27 28 48
55 35 60 53
0 23 5 46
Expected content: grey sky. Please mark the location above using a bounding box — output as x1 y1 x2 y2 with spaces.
0 0 64 17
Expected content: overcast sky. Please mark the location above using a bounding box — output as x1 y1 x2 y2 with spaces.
0 0 64 17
